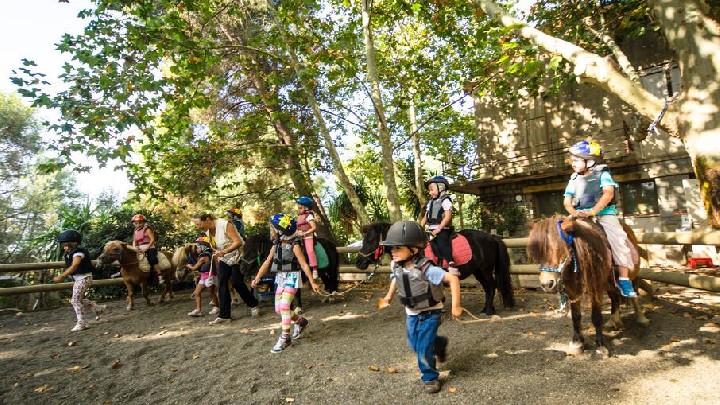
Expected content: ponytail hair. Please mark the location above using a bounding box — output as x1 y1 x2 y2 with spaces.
193 213 216 222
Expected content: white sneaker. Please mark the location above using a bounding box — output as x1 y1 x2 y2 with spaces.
71 323 89 332
293 307 303 316
292 318 309 339
208 306 220 315
208 317 231 325
270 336 291 353
250 306 260 317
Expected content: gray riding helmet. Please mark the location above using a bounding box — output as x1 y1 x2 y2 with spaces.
380 220 428 248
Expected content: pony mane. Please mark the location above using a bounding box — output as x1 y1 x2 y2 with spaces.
172 243 194 267
360 222 391 237
103 240 126 250
243 231 271 259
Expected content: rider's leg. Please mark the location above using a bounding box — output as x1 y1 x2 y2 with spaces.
303 237 318 278
597 215 637 297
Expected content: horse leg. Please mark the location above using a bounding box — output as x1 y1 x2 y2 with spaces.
477 277 496 315
605 289 624 330
631 296 650 326
140 279 153 307
567 302 584 355
125 281 135 311
592 300 611 358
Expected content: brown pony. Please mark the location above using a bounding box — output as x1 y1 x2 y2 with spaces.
98 241 176 310
527 215 649 357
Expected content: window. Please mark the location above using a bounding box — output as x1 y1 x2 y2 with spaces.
622 181 659 215
535 190 566 217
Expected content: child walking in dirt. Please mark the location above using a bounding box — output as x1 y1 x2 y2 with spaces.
53 229 106 332
378 220 461 394
251 213 319 353
187 237 220 316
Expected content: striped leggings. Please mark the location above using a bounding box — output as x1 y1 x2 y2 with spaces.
274 285 298 335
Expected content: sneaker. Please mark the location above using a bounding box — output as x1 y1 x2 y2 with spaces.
94 304 107 320
617 279 638 298
293 306 303 316
250 306 260 317
312 269 319 279
270 335 291 354
292 318 309 339
208 317 231 325
208 307 220 315
110 271 122 279
424 380 441 394
71 323 89 332
188 309 203 317
434 336 448 363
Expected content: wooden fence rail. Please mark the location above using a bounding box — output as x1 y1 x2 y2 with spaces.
1 231 718 296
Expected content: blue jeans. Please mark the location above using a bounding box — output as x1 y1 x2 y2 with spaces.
406 309 442 383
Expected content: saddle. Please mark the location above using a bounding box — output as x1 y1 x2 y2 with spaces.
424 233 473 268
137 252 171 273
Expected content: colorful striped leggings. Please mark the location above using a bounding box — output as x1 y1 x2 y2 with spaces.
274 285 298 335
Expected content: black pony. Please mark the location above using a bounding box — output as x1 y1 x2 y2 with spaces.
239 231 340 304
356 222 515 315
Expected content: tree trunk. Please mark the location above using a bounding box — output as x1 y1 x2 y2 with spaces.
649 0 720 226
407 89 426 217
361 0 403 221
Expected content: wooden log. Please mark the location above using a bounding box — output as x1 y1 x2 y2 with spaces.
0 278 125 296
638 268 720 292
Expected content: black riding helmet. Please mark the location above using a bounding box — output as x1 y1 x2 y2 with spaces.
380 221 427 250
58 229 82 244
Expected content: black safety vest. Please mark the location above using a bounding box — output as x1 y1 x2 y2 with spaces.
64 247 94 275
569 165 615 209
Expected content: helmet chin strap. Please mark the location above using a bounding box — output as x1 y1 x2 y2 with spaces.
585 159 596 168
395 247 421 266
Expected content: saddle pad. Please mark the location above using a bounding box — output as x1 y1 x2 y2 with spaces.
424 234 473 267
136 252 171 273
157 252 171 271
314 241 329 269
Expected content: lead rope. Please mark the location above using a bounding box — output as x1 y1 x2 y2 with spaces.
314 237 384 297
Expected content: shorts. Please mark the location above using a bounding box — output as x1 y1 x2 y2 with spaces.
199 273 216 287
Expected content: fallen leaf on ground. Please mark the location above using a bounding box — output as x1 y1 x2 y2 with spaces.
285 398 295 403
110 359 121 369
368 365 380 372
34 385 51 393
192 354 200 359
449 387 457 393
68 341 77 347
67 365 89 372
383 366 397 373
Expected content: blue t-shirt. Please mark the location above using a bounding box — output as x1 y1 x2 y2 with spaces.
564 170 618 215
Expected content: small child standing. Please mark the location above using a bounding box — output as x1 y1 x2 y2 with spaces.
564 140 637 297
295 196 318 278
251 213 320 354
378 220 461 394
187 237 220 316
53 229 106 332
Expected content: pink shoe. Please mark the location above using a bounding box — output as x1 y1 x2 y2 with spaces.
187 309 203 317
208 306 220 315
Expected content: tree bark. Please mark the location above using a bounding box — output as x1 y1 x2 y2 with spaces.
361 0 403 221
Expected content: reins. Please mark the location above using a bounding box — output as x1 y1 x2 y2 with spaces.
314 235 384 298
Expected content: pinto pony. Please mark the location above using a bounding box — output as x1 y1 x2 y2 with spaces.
98 241 176 310
356 222 515 315
527 215 649 357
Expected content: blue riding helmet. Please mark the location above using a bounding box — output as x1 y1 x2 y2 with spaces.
296 196 314 209
569 140 603 160
270 213 297 236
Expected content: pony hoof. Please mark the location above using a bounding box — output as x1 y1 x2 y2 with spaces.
596 346 611 359
127 306 134 311
604 319 623 330
637 316 651 326
567 341 584 355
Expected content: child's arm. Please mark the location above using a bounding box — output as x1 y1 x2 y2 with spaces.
141 228 156 252
54 256 81 282
563 195 576 216
186 256 208 271
294 245 319 292
250 246 276 288
442 272 462 318
382 278 398 304
586 186 615 216
305 218 317 235
433 210 452 236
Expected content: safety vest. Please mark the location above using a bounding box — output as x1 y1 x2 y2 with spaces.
271 238 299 273
393 257 445 310
425 195 452 226
569 165 615 209
296 211 314 232
64 247 94 275
134 225 153 246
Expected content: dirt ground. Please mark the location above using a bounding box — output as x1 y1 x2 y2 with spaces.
1 279 719 405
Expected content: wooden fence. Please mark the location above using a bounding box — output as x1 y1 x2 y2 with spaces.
1 231 718 297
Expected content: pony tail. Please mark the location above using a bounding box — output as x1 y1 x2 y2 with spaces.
494 235 515 307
